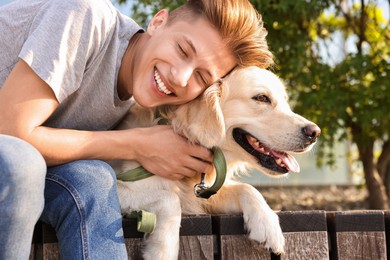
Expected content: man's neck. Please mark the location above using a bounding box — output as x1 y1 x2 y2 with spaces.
117 31 146 101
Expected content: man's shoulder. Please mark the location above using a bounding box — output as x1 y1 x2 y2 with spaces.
47 0 117 22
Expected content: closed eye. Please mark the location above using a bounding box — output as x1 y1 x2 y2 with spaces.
177 43 188 58
252 94 271 104
196 71 208 87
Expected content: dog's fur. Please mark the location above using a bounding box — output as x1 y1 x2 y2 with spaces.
112 66 320 259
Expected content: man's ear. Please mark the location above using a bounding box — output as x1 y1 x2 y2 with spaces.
147 9 169 35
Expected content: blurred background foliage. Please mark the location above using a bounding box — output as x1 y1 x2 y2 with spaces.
116 0 390 209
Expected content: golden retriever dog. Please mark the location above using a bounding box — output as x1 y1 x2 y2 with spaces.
112 66 321 259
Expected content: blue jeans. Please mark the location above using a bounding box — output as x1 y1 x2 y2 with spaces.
0 135 128 259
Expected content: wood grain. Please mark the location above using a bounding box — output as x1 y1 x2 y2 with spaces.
279 211 329 260
327 211 386 259
30 211 390 260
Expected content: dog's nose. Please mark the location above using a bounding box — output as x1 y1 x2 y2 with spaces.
302 124 321 143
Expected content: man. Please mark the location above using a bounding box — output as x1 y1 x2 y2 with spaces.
0 0 273 258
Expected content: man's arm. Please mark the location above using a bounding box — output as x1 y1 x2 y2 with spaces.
0 60 212 178
0 60 125 166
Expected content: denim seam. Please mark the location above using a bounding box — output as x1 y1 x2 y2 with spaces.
46 173 90 260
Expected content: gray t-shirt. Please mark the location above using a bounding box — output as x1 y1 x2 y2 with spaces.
0 0 142 130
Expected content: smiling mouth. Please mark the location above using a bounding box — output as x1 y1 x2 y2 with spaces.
232 128 300 175
154 68 173 95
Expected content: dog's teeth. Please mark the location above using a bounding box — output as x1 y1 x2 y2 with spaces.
248 136 257 143
254 141 260 148
276 158 282 165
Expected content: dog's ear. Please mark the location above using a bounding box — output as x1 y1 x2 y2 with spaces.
168 82 225 148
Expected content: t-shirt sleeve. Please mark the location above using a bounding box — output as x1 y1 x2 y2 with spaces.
19 0 116 102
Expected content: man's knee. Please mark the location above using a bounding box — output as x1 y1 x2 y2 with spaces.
43 160 121 229
47 160 118 205
0 135 46 216
0 135 46 187
75 160 118 201
50 159 116 185
79 159 117 181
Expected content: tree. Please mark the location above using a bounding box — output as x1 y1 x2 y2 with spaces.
116 0 184 27
118 0 390 209
252 0 390 209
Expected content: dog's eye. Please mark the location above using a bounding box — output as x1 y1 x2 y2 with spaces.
252 94 271 104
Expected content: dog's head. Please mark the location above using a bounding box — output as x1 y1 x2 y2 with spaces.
219 67 321 176
165 66 321 177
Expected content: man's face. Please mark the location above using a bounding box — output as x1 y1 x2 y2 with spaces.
130 10 236 108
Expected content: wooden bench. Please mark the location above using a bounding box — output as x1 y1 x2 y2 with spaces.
30 210 389 259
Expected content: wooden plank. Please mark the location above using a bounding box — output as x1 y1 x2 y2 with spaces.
30 211 390 259
32 215 213 260
383 210 390 260
213 212 329 260
282 232 328 260
179 235 214 260
124 237 144 260
212 214 271 260
126 234 214 260
41 244 60 260
125 215 214 260
122 217 144 260
29 244 37 260
327 211 387 260
278 211 329 260
41 223 60 260
179 215 214 260
30 223 42 260
29 222 59 260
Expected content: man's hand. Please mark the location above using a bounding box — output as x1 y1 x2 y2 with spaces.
130 125 213 180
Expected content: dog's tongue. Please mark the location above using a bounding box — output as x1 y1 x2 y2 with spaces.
271 150 300 173
283 154 300 173
245 135 300 173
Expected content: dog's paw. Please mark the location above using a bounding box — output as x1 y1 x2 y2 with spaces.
246 211 285 254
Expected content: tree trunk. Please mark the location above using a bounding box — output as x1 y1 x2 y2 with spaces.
356 141 389 209
378 141 390 200
384 164 390 203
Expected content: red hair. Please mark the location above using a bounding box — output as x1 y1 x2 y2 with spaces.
168 0 273 69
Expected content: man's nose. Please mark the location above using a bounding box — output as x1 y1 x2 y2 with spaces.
171 64 193 88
